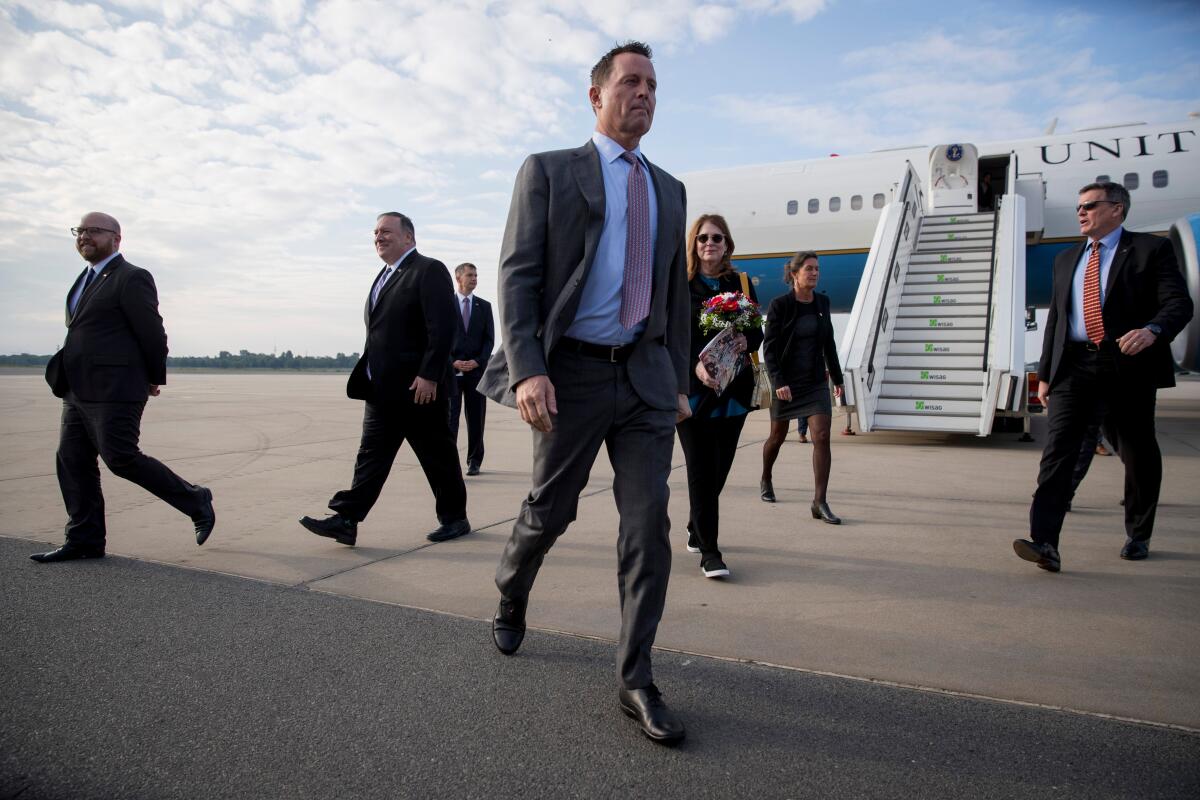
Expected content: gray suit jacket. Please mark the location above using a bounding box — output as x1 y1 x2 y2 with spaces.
478 140 689 411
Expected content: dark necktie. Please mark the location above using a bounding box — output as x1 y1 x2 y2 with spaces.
370 266 394 310
71 268 95 314
619 151 651 329
462 296 471 330
1082 241 1105 344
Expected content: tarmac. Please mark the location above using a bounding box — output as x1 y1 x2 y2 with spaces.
2 371 1198 797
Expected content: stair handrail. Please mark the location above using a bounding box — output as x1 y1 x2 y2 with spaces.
865 163 922 391
977 152 1027 435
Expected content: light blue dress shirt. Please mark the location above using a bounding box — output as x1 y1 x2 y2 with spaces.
1068 226 1122 342
564 131 659 346
69 251 120 314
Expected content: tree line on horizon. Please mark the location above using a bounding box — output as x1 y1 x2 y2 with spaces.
0 350 360 370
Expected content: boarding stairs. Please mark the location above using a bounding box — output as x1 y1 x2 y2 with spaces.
840 147 1027 436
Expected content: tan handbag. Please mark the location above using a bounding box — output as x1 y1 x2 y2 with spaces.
738 272 772 409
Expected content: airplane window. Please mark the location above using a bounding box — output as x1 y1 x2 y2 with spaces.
808 198 819 214
829 197 841 212
1153 170 1168 188
873 193 885 209
851 195 863 210
1123 172 1139 190
787 200 798 215
1096 174 1110 183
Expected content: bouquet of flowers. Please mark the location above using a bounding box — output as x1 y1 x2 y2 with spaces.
699 291 763 335
698 292 763 395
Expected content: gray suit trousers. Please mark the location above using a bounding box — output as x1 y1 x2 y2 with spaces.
495 349 675 689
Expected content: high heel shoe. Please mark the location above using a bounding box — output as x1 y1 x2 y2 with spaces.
760 479 776 503
811 501 841 524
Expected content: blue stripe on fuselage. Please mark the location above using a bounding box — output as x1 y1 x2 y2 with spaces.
732 243 1069 311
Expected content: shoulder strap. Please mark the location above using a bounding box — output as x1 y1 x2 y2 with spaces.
737 271 760 365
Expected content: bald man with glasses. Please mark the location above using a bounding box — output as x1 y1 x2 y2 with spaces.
1014 182 1192 572
34 212 215 562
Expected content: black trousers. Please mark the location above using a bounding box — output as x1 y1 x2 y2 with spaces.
675 412 749 561
448 373 486 468
329 398 467 525
57 394 206 550
1030 344 1160 547
494 350 675 689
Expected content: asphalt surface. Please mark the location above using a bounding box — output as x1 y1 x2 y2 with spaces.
2 536 1198 800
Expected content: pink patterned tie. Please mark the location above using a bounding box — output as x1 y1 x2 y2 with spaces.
619 151 651 329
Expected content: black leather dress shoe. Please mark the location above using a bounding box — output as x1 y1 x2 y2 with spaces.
466 464 480 476
811 501 841 525
1013 539 1060 572
1120 540 1149 560
492 595 527 655
426 518 471 542
299 514 358 546
760 479 776 503
618 684 685 744
193 487 216 545
30 544 105 563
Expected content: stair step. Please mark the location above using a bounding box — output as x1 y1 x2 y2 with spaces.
891 340 985 356
906 270 991 284
879 382 984 400
872 414 981 433
914 239 993 251
884 368 986 384
903 281 991 295
921 222 994 234
910 252 991 265
925 212 994 224
918 229 993 242
894 315 986 330
888 354 986 369
877 397 984 415
900 291 989 306
892 328 986 342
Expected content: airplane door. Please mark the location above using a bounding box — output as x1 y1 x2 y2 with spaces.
929 143 979 211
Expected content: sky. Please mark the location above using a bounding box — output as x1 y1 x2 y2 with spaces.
1 0 1197 357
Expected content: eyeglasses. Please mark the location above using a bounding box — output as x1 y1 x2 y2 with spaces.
696 233 725 244
1076 200 1119 213
71 227 117 237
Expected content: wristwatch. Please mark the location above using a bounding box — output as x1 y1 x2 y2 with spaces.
1145 323 1162 336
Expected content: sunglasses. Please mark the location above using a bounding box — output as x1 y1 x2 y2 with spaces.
1076 200 1119 213
696 233 725 244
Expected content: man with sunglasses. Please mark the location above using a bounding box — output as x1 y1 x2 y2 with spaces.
33 213 215 562
1014 183 1192 572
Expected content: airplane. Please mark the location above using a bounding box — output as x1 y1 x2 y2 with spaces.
686 115 1200 434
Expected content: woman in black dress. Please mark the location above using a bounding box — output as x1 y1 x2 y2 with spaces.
676 213 763 578
760 251 845 524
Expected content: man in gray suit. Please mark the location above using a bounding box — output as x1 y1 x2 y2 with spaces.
478 41 691 744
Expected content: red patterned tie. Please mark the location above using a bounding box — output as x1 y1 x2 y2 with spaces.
1082 241 1105 344
619 151 651 329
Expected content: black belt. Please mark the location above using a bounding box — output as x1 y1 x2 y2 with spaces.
558 336 635 363
1066 340 1108 353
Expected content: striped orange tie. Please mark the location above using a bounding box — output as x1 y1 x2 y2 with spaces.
1082 241 1105 344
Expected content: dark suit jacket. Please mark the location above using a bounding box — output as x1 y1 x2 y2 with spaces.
1038 230 1193 389
347 249 458 405
478 140 690 411
451 295 495 379
763 291 844 389
45 254 167 402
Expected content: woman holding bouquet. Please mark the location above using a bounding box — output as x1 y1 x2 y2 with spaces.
677 214 763 578
760 251 845 524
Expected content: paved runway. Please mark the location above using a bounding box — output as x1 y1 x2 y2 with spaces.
3 537 1198 799
2 371 1199 796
